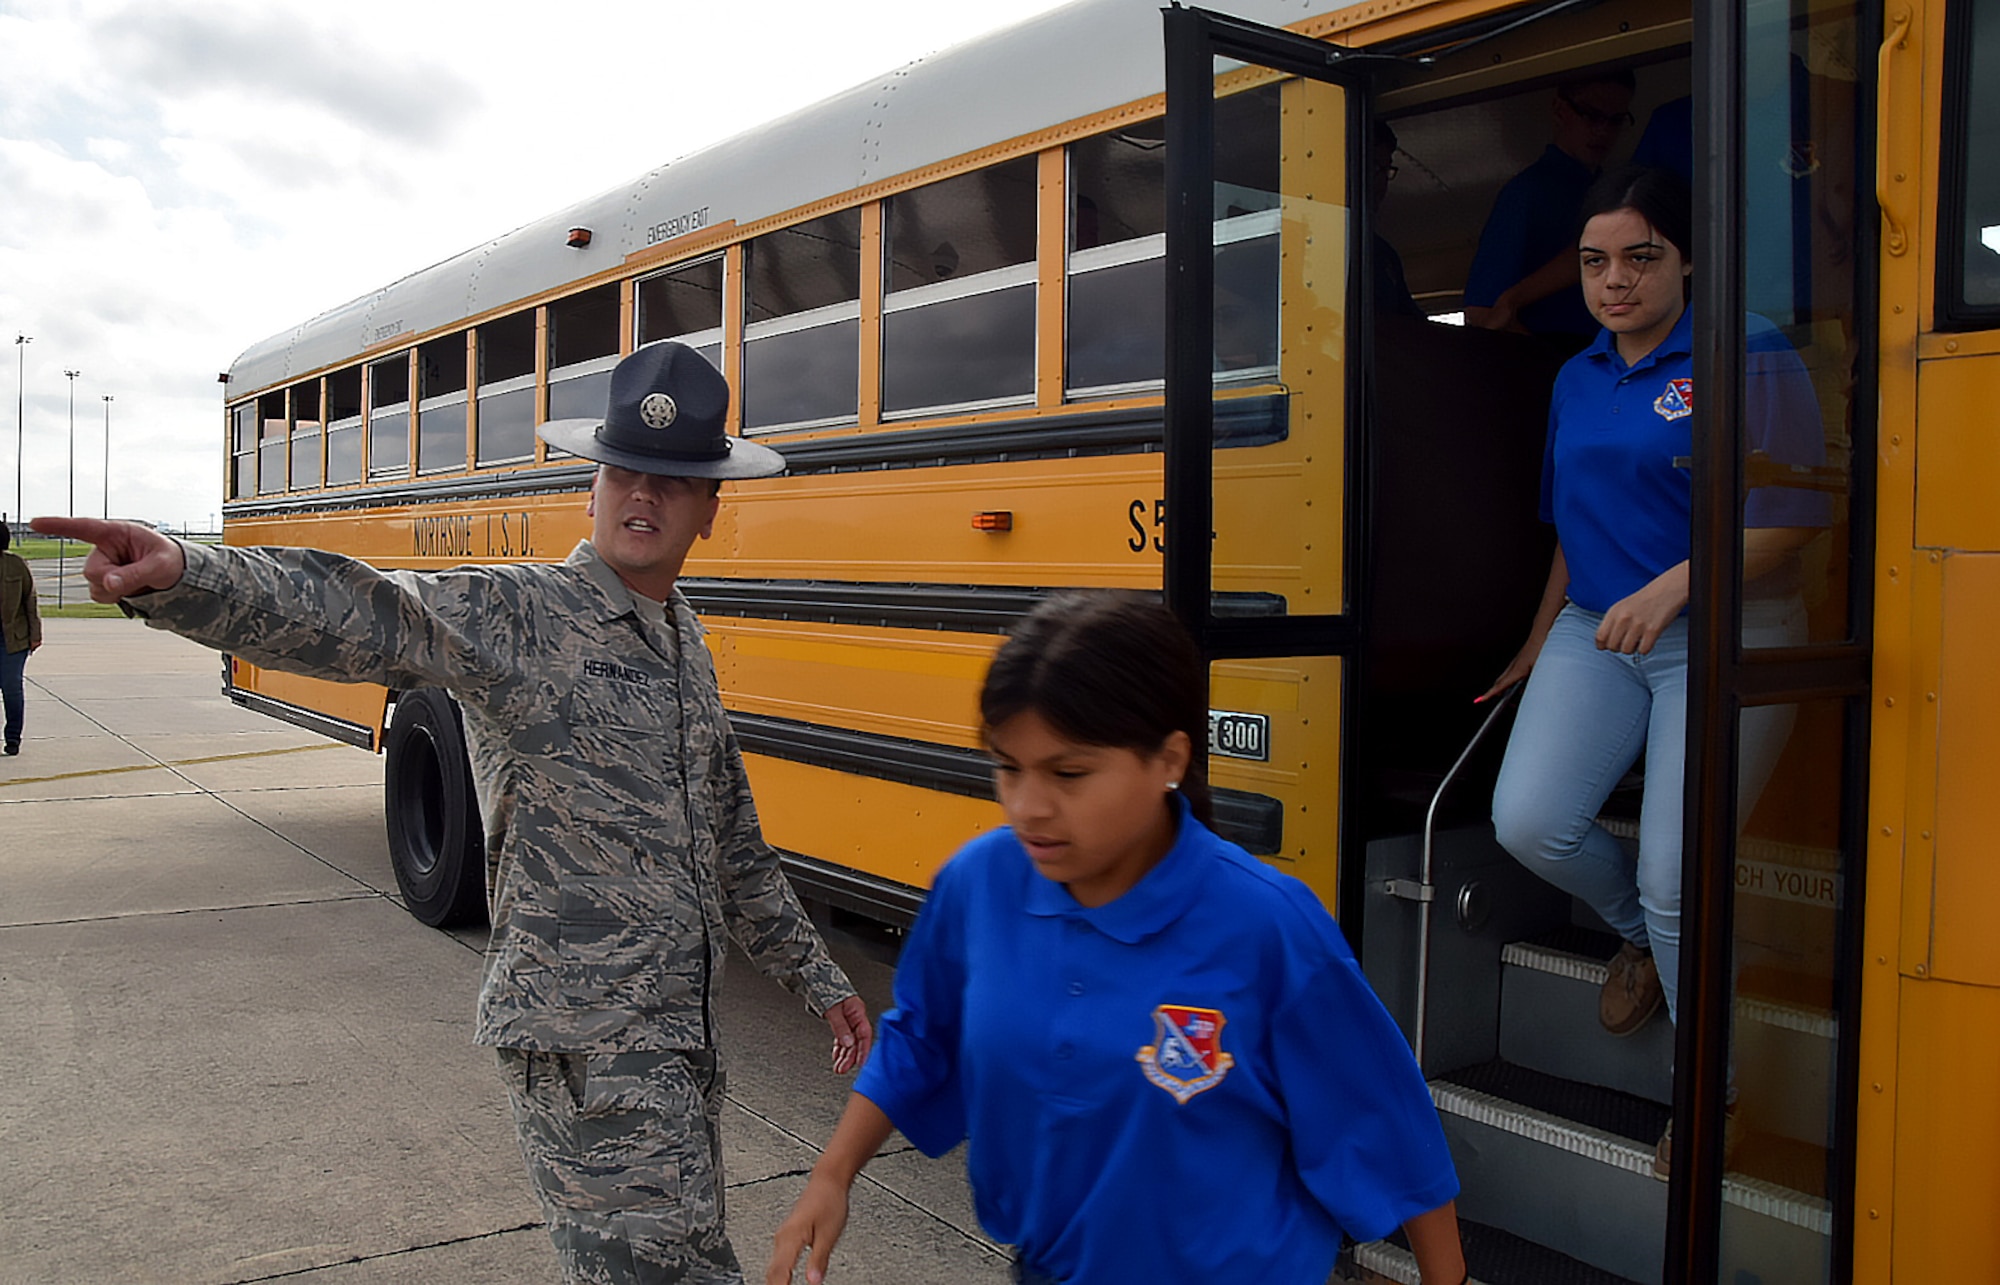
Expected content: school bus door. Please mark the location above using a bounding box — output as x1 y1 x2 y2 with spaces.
1161 8 1368 912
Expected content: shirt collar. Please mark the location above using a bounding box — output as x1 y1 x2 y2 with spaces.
1021 793 1211 944
1583 302 1695 376
568 540 640 623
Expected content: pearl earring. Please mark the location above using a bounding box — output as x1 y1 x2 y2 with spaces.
1166 781 1180 791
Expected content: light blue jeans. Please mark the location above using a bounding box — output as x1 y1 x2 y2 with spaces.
1491 600 1804 1025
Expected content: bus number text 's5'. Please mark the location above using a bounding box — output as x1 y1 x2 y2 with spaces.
1128 498 1166 554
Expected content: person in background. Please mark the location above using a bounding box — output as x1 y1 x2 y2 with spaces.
1481 167 1829 1177
34 343 872 1285
0 518 42 756
767 593 1466 1285
1464 70 1637 340
1373 118 1427 318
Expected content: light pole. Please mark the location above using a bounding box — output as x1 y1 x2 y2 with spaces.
12 333 28 522
101 395 113 518
61 369 78 607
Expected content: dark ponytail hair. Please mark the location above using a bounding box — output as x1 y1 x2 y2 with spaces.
1576 164 1693 266
0 519 10 553
980 592 1214 828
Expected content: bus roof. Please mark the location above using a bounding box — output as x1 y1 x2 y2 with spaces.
225 0 1373 396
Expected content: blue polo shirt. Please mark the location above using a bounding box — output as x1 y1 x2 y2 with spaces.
855 800 1458 1283
1541 307 1831 612
1465 144 1600 338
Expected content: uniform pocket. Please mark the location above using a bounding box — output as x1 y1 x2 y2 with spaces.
555 877 702 1016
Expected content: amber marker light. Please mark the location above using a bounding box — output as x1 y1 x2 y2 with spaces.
971 511 1013 532
566 227 593 248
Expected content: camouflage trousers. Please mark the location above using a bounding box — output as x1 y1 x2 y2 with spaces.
498 1047 743 1285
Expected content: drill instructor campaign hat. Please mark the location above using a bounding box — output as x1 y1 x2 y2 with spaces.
536 341 785 480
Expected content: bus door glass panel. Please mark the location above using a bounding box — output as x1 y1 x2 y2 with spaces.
229 402 255 498
881 156 1037 415
325 367 363 486
476 312 537 467
1211 74 1344 621
1949 0 2000 313
1067 122 1166 396
548 284 621 424
289 379 322 491
1716 695 1849 1282
416 333 468 475
1724 0 1865 650
368 354 410 480
637 255 724 369
743 210 861 431
257 390 286 496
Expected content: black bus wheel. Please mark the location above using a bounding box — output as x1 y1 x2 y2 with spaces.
383 688 488 928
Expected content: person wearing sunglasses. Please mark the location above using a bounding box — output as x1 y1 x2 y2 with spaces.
1465 69 1637 342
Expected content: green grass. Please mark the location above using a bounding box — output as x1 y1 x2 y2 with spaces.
9 536 77 559
41 602 126 619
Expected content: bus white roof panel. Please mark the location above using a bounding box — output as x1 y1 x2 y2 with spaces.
227 0 1363 396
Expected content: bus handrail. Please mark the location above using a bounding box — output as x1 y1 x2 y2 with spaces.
1410 680 1522 1068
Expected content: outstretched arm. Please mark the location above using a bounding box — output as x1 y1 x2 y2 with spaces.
766 1093 897 1285
30 517 185 601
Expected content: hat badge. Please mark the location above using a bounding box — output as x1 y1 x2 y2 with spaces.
639 392 679 430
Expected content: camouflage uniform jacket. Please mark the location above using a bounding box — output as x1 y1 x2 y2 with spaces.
130 538 855 1052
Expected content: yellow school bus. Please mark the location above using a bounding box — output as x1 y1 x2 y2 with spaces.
216 0 1999 1279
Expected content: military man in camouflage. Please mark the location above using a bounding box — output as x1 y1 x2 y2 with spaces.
35 342 872 1284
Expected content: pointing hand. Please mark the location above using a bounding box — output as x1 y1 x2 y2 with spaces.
29 516 186 602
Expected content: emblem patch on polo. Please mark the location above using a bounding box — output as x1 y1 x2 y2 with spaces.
1654 378 1693 421
639 393 679 430
1136 1004 1234 1104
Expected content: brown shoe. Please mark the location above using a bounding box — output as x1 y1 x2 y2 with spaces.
1653 1107 1739 1181
1600 940 1663 1035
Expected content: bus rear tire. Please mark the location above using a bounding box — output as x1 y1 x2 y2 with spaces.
383 688 487 928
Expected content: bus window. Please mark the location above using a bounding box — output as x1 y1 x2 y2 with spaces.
476 313 537 466
1947 0 2000 316
229 401 255 499
256 391 286 496
881 156 1038 415
1210 84 1281 381
1066 86 1281 397
416 334 468 475
1067 122 1166 394
548 284 621 425
637 256 724 368
742 209 862 430
325 367 362 486
368 354 410 480
289 380 322 491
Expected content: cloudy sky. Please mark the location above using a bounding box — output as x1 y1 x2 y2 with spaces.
0 0 1073 530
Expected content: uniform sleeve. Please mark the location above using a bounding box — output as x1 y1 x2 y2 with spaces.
125 540 520 711
1271 919 1460 1243
713 720 856 1014
853 855 971 1158
1464 178 1535 309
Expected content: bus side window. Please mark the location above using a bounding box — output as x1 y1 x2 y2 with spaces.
1945 0 2000 320
369 353 411 480
289 379 322 492
416 333 469 475
547 284 622 428
326 367 363 486
476 313 538 467
637 256 725 371
881 156 1038 415
742 209 862 431
229 401 256 499
257 390 286 496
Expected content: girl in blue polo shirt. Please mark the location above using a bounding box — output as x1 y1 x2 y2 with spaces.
767 593 1464 1285
1483 166 1829 1175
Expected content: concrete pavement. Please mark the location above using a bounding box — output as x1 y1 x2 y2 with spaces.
0 619 1007 1284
